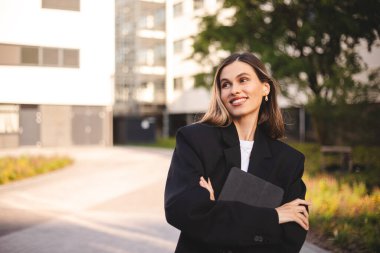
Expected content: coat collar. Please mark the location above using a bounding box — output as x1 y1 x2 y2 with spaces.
221 122 274 180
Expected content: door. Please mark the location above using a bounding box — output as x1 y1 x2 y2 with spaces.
19 105 41 146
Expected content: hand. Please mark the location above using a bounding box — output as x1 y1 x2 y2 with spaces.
275 198 311 230
199 176 215 201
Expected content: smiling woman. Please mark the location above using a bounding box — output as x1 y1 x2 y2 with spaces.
220 61 271 140
201 53 285 140
164 52 310 253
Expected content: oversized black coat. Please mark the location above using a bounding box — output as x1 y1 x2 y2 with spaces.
164 122 307 253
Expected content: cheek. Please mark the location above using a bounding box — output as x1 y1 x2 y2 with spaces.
220 90 229 103
246 85 262 97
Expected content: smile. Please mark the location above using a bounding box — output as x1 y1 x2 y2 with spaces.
230 97 247 105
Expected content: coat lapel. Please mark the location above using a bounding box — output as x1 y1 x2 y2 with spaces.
221 123 241 170
221 123 275 181
248 125 274 181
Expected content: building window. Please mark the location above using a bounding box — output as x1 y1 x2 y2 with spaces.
138 50 148 65
174 2 183 17
21 46 39 64
0 44 20 65
154 8 165 28
42 48 59 66
63 49 79 67
174 40 184 54
42 0 80 11
154 44 165 65
0 105 19 134
193 0 204 10
0 44 79 68
174 77 183 90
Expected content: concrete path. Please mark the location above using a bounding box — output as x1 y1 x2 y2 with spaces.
0 146 329 253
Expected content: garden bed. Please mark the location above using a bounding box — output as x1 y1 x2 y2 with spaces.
0 155 74 184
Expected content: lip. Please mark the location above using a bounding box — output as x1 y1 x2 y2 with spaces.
229 96 248 106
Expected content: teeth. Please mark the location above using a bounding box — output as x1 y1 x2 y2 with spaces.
231 98 246 105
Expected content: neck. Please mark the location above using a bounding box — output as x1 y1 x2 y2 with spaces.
233 114 258 141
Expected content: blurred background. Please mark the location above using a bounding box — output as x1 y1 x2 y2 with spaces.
1 0 379 147
0 0 379 252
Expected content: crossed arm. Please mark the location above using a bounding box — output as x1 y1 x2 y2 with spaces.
199 176 311 230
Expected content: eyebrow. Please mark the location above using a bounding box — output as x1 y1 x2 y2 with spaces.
220 72 250 83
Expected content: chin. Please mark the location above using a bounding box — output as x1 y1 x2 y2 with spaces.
228 108 258 120
229 111 248 118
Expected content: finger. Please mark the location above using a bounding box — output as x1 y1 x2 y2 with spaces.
294 213 308 230
298 199 312 206
291 198 312 206
200 178 208 187
201 177 208 185
296 206 309 218
202 181 212 192
296 212 309 230
207 178 214 191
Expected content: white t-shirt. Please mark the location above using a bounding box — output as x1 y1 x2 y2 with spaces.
239 140 254 172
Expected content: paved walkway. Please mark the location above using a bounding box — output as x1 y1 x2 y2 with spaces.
0 146 329 253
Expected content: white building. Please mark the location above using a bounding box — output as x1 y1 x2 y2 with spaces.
115 0 166 116
0 0 115 148
164 0 227 135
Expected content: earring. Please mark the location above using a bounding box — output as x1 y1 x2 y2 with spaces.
265 95 268 101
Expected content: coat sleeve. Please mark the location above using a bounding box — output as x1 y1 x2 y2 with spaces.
280 155 308 252
164 129 283 247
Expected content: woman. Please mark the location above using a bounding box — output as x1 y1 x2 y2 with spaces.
164 52 310 253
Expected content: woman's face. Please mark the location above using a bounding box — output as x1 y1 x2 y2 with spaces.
219 61 270 121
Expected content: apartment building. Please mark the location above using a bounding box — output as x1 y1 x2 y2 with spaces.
114 0 166 142
165 0 225 135
0 0 115 148
114 1 234 138
115 0 166 116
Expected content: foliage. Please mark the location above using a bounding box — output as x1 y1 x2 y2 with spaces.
153 138 177 149
194 72 215 89
306 101 380 145
285 142 380 252
305 174 380 252
290 142 380 189
127 137 177 149
0 155 73 184
192 0 380 144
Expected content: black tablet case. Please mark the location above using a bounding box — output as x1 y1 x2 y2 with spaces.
218 167 284 208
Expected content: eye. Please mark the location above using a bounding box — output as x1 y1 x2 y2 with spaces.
221 82 231 89
240 77 249 83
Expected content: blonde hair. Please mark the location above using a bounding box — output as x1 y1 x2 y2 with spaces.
199 52 285 139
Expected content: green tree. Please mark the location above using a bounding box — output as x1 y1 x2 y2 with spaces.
193 0 380 144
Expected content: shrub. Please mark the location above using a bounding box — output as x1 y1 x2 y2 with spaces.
305 174 380 252
0 155 73 184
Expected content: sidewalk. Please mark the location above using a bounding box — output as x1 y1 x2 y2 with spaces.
0 146 330 253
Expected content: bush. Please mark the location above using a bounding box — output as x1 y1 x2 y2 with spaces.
127 137 176 149
0 155 73 184
289 142 380 188
305 174 380 252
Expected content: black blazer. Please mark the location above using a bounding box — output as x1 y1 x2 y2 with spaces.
164 122 307 253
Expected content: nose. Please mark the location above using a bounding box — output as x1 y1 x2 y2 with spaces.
230 82 241 94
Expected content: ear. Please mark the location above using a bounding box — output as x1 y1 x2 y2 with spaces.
262 82 270 95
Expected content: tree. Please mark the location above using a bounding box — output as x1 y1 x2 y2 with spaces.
193 0 380 144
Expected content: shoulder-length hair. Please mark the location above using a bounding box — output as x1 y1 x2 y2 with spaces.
199 52 285 139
